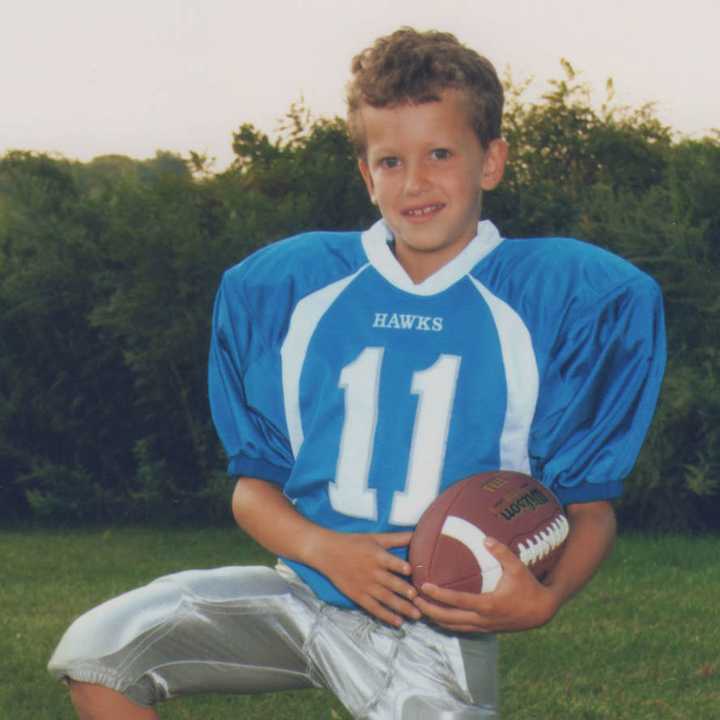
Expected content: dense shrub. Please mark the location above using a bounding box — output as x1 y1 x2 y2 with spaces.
1 72 718 529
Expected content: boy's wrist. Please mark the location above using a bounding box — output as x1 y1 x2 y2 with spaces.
296 525 336 570
538 582 564 625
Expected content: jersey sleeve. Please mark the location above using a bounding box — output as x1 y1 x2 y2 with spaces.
208 274 293 485
529 275 666 505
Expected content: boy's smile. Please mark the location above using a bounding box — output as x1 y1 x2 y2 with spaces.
358 90 507 284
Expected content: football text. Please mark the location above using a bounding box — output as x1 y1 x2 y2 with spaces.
499 489 549 521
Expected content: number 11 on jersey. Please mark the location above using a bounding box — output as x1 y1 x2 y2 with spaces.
330 347 462 525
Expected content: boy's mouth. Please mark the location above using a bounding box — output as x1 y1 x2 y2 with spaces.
402 203 445 219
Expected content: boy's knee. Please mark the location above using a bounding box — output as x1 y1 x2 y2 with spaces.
68 680 106 714
69 681 157 719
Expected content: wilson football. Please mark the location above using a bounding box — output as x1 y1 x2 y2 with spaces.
409 470 568 595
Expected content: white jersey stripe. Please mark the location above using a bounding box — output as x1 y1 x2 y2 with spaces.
281 266 369 457
469 276 539 473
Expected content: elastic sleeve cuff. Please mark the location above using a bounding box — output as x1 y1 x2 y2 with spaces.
553 480 624 506
227 456 290 486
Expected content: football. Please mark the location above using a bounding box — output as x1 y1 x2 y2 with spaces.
409 470 569 596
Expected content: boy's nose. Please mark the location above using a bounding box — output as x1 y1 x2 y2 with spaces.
404 163 430 195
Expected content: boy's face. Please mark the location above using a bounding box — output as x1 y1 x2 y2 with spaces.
358 90 507 283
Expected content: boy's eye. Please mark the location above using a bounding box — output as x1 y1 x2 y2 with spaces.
379 157 400 169
431 148 451 160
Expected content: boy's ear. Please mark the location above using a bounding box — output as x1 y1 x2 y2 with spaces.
480 139 508 191
358 158 377 204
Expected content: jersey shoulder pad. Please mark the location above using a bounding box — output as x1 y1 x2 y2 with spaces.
487 236 659 311
223 230 367 299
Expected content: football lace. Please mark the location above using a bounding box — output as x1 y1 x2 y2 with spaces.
517 515 570 567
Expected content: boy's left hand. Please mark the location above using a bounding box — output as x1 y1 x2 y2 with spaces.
413 537 558 633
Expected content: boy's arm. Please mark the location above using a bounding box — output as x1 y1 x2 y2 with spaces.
414 499 616 633
232 477 421 627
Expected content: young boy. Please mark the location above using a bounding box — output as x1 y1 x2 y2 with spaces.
49 28 666 719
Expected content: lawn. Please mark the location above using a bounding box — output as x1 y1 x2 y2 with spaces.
1 528 718 719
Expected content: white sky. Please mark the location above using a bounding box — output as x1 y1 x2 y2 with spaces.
1 0 718 171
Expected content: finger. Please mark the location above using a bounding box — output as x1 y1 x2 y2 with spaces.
414 593 480 622
359 595 405 628
483 537 522 568
413 596 490 632
376 548 412 576
378 569 418 602
371 585 422 621
374 531 414 549
434 621 491 633
484 538 540 588
419 582 493 611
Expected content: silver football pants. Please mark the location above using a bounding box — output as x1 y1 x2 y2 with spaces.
48 563 498 719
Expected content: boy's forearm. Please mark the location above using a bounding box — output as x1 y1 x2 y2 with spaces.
543 500 617 614
231 476 418 625
231 476 333 565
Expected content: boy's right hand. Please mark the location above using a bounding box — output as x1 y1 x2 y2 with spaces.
231 478 419 627
311 530 421 627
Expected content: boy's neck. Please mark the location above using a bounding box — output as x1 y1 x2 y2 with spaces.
391 232 477 285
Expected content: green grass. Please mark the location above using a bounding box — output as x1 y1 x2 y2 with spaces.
2 528 718 719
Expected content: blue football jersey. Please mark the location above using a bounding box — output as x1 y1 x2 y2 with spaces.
209 219 666 607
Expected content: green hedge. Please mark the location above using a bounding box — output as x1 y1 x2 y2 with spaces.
1 72 718 529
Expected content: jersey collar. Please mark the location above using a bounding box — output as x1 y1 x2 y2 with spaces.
361 219 503 296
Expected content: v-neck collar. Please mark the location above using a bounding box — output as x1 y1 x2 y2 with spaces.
360 219 503 296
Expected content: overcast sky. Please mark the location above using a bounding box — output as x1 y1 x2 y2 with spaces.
1 0 718 170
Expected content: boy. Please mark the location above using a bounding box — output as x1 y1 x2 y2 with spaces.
49 28 666 719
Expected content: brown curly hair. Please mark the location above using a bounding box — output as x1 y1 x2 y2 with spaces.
346 27 504 157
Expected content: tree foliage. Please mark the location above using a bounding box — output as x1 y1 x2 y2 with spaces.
1 69 718 529
484 63 720 530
